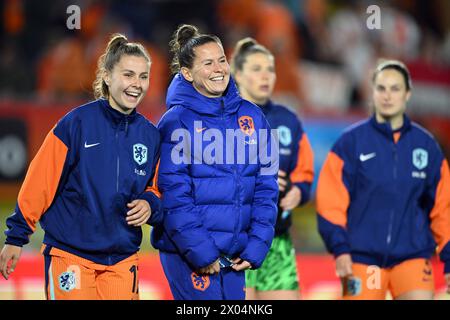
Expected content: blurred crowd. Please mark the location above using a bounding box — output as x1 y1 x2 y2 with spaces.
1 0 449 114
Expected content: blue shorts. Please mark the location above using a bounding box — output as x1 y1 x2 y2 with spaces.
159 251 245 300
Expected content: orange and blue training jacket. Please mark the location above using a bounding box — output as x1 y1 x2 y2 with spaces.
4 99 162 265
317 115 450 273
260 101 314 235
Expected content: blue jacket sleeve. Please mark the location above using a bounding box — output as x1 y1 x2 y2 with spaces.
139 129 163 226
157 109 220 270
4 116 73 247
240 116 278 269
140 190 162 226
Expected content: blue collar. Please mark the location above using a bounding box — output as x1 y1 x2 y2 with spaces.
99 99 138 127
165 73 242 117
259 100 274 115
370 113 411 140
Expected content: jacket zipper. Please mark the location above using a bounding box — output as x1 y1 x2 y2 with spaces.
119 118 129 190
383 141 397 266
116 130 120 192
220 100 225 120
222 98 240 249
111 121 122 263
232 165 240 249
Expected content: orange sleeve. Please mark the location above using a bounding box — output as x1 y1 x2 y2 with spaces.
17 127 68 232
316 151 350 227
429 159 450 254
145 159 161 198
289 133 314 184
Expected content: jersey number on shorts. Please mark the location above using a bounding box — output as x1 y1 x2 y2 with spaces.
129 265 139 294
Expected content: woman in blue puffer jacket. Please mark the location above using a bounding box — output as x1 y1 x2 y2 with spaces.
151 24 279 300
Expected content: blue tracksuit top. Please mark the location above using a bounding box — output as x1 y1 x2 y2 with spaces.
5 99 162 265
317 114 450 273
151 74 278 270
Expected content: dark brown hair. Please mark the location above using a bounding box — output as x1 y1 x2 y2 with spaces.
372 59 412 91
93 33 151 99
169 24 222 74
230 37 274 74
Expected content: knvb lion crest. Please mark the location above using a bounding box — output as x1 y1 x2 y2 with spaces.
277 125 292 146
191 272 210 291
133 143 148 165
412 148 428 170
238 116 255 136
58 271 76 292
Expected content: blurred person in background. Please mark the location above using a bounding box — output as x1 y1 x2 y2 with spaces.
217 0 304 107
254 0 304 105
36 4 125 102
327 0 376 109
316 59 450 299
152 24 278 300
375 3 421 61
0 34 162 300
231 37 314 300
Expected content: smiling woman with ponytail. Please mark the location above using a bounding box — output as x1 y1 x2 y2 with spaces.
151 24 278 300
0 33 162 300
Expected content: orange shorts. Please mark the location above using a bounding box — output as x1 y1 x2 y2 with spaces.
41 245 139 300
342 258 434 300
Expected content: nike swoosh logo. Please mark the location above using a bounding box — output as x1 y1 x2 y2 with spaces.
359 152 376 162
195 127 207 133
84 142 100 148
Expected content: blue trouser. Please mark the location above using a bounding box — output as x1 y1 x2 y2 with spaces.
160 251 245 300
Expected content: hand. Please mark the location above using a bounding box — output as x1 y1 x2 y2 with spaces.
0 244 22 280
126 199 151 226
335 253 353 278
278 170 289 193
197 259 220 275
445 273 450 294
231 257 252 271
280 186 302 211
